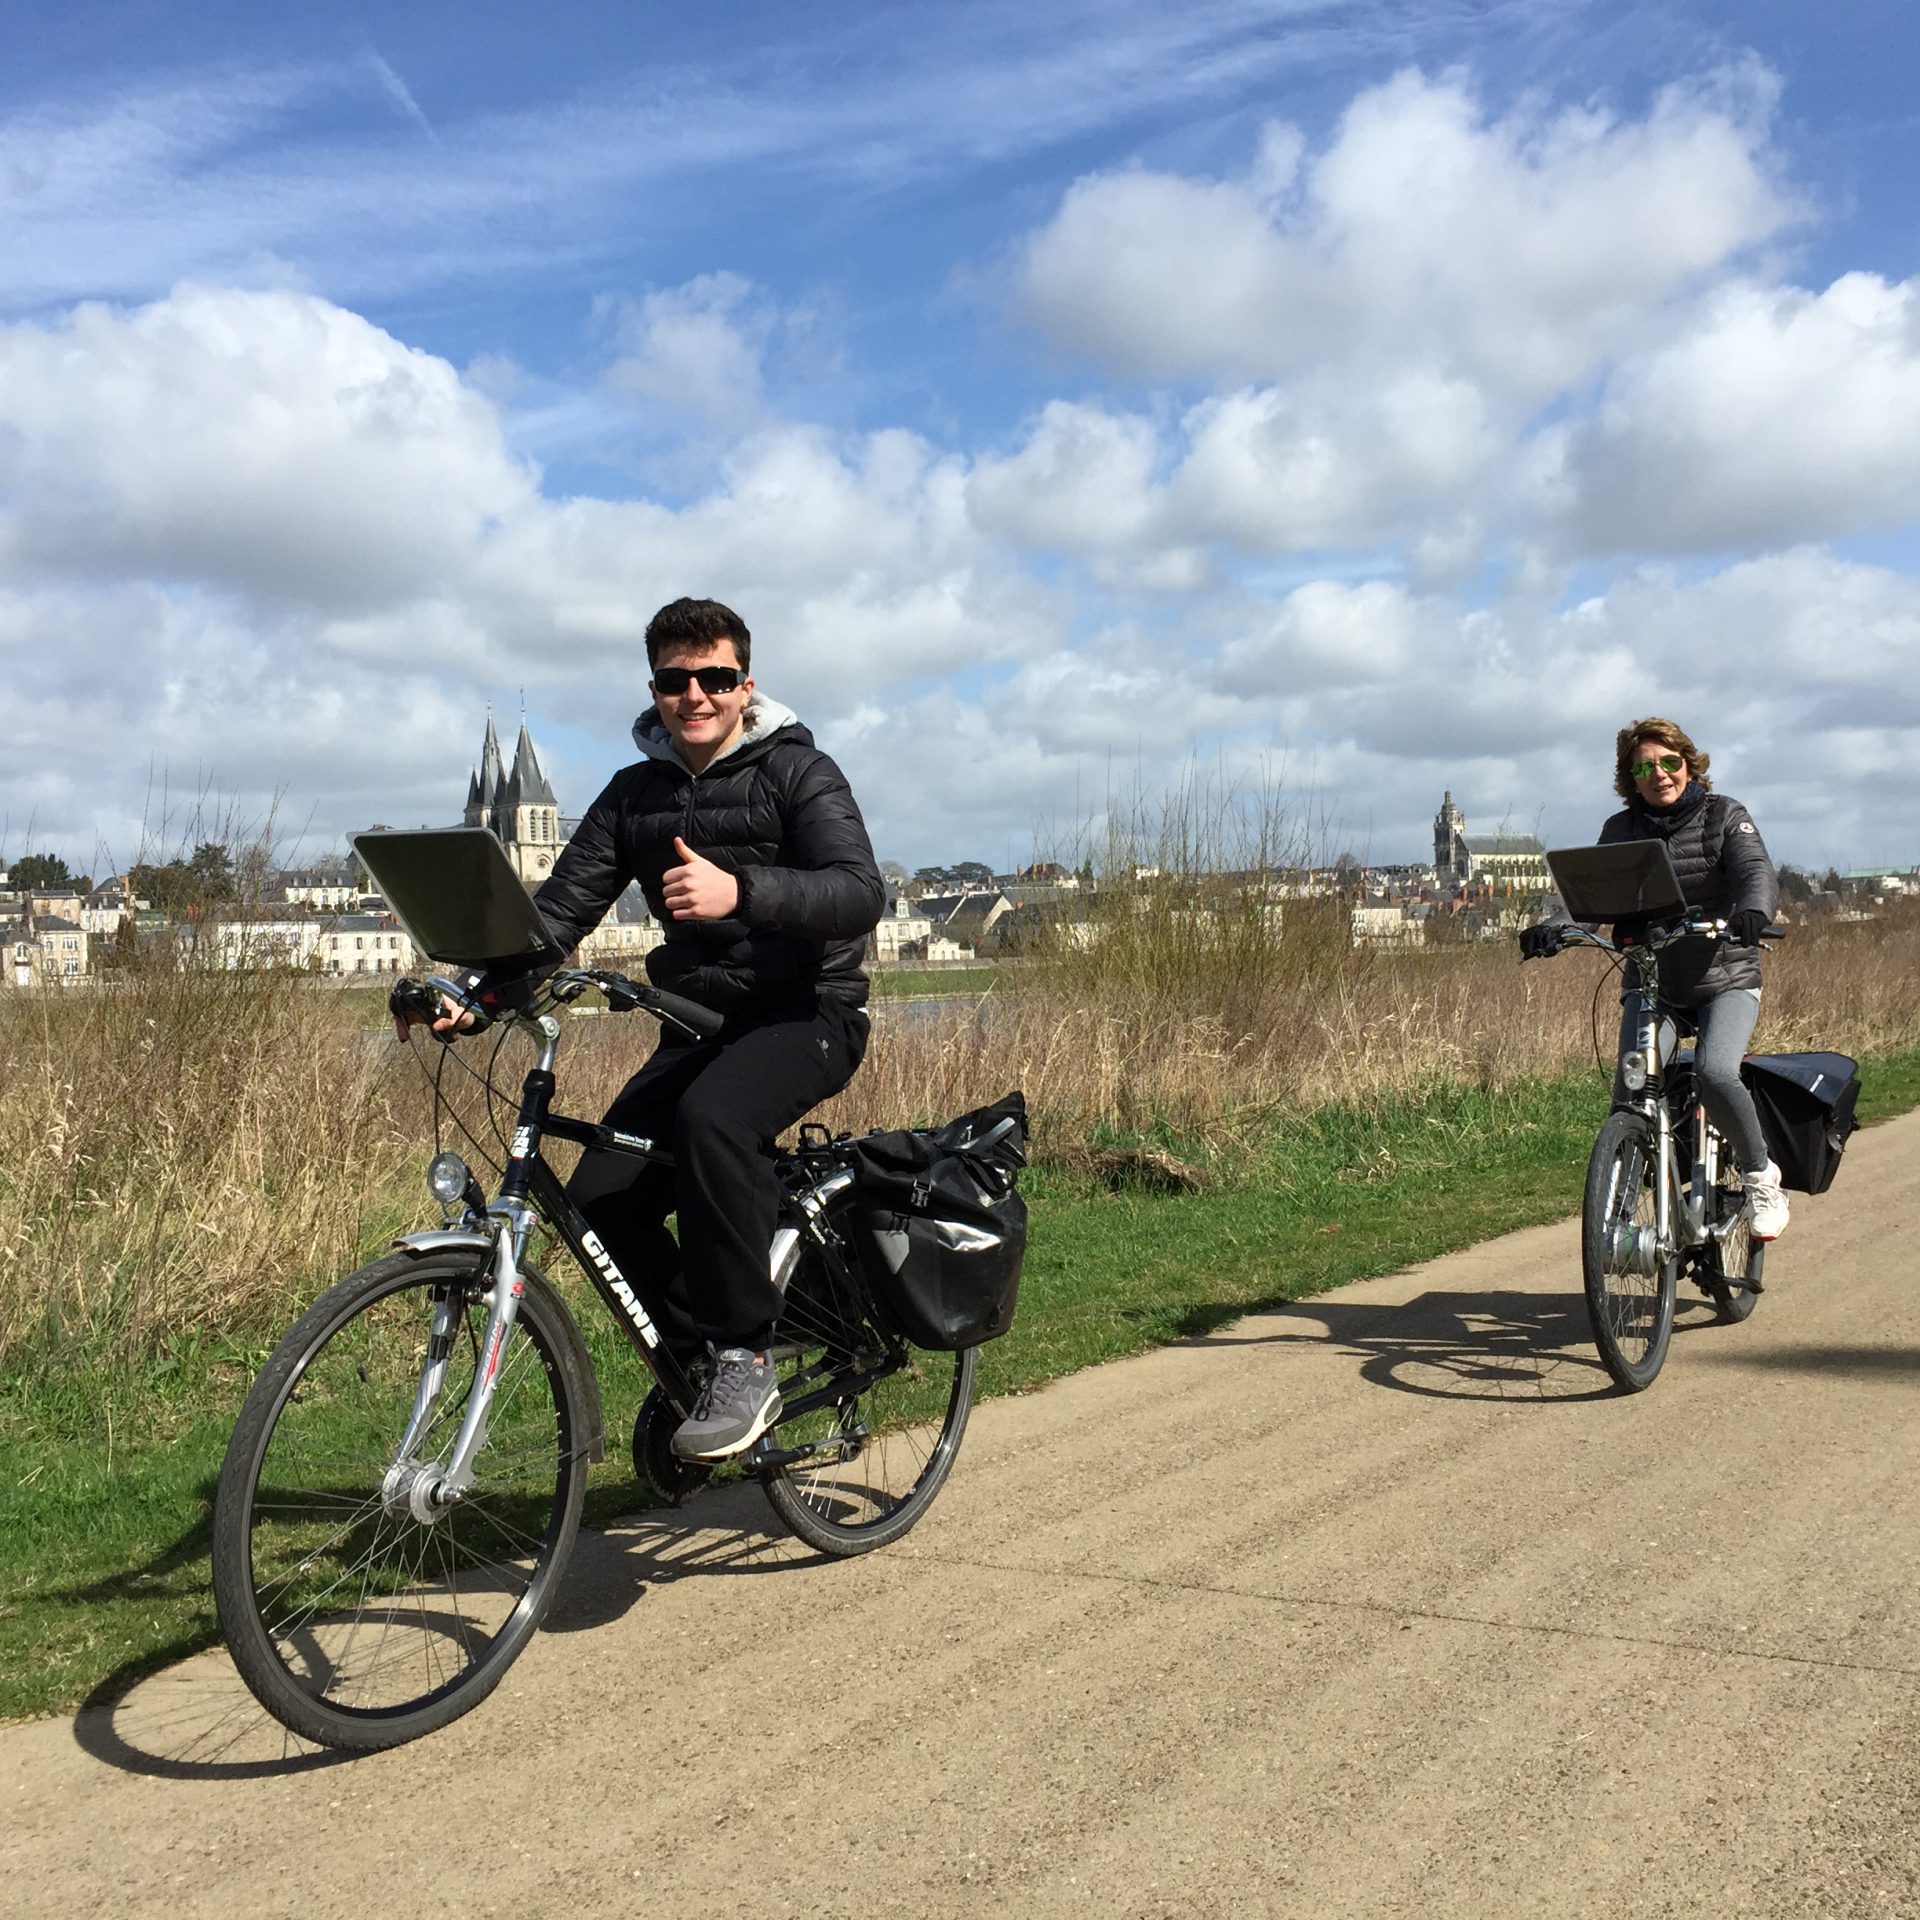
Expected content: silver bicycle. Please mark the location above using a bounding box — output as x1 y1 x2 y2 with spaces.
1531 911 1779 1391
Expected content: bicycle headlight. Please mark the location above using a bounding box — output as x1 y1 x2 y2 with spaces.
1621 1050 1648 1091
427 1152 472 1206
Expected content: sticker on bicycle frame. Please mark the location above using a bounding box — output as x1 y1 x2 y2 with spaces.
510 1126 534 1159
610 1130 654 1152
579 1229 660 1347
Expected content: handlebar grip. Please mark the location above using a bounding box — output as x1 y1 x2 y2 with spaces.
644 986 724 1039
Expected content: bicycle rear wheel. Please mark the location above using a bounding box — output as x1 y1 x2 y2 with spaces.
212 1248 591 1751
1695 1158 1763 1324
761 1194 976 1556
1582 1110 1677 1392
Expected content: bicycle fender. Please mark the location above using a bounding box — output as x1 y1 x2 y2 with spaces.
393 1228 493 1256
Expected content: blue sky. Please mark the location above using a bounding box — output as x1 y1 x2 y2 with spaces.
4 0 1919 877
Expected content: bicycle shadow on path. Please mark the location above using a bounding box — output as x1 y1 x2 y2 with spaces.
1166 1282 1735 1404
61 1476 809 1783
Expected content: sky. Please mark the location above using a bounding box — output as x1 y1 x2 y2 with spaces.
3 0 1919 880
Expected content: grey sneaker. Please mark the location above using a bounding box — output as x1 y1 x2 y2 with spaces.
671 1348 782 1461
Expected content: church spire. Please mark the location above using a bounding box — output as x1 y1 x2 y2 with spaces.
511 720 558 809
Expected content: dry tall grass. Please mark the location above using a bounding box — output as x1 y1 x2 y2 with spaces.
3 902 1915 1368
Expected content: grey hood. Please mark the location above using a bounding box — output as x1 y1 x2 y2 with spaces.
630 690 802 775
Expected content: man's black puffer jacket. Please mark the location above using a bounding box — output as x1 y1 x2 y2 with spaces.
533 695 885 1018
1597 781 1779 1006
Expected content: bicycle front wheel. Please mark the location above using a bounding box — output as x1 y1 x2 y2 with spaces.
762 1194 977 1556
1582 1110 1677 1392
1696 1158 1763 1325
212 1248 591 1751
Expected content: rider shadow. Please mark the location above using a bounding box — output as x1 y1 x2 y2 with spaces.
539 1479 824 1636
1166 1284 1716 1403
1691 1341 1920 1379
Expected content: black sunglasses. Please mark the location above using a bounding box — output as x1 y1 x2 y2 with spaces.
651 665 743 696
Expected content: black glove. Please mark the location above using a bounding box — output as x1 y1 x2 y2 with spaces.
388 974 491 1041
1727 907 1770 948
1519 922 1568 960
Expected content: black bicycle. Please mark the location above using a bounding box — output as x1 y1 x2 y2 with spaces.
211 962 977 1753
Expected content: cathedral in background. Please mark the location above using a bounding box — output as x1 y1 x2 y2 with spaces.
462 713 571 884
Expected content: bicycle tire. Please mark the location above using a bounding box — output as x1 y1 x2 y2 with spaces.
1581 1110 1677 1392
761 1191 977 1556
1695 1157 1763 1325
212 1247 591 1751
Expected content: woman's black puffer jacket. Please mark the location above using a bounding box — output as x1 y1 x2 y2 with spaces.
533 695 885 1018
1597 782 1779 1006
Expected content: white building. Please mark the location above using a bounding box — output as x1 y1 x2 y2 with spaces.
872 894 933 963
3 915 90 988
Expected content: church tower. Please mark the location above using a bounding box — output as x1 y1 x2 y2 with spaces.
1434 791 1467 884
505 722 561 881
461 710 567 883
465 713 505 833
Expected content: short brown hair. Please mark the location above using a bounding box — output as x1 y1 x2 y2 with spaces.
645 597 751 674
1614 716 1711 801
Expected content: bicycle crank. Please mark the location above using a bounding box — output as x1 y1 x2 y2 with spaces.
747 1425 871 1473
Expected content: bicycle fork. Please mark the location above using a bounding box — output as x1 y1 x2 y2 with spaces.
382 1216 531 1521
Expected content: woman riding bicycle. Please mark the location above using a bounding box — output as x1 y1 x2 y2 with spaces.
1522 716 1788 1241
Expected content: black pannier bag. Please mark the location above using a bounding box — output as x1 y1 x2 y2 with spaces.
846 1091 1029 1351
1740 1051 1861 1195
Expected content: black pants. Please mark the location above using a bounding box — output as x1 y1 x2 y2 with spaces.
566 994 868 1354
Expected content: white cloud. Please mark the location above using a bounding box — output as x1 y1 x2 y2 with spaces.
0 286 534 609
1000 65 1827 564
601 274 772 430
1168 371 1499 552
0 285 1056 862
967 401 1164 551
1019 65 1797 398
1548 272 1920 552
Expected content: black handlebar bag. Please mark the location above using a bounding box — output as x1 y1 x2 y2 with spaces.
847 1091 1028 1350
1739 1052 1860 1194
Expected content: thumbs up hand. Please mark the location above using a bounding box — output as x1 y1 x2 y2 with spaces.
662 836 740 922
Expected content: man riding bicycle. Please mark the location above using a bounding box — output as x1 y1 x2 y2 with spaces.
1521 715 1787 1241
407 596 885 1459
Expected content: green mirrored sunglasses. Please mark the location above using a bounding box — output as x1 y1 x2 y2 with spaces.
1630 753 1685 779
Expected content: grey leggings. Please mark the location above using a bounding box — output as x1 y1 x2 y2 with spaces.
1618 988 1769 1173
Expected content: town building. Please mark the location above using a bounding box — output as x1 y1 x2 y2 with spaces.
872 893 934 963
276 868 361 912
3 914 90 988
1432 791 1550 896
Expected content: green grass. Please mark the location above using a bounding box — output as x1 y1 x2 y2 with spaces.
5 1048 1917 1727
866 965 1003 1000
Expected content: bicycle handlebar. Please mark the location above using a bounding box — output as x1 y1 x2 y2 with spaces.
398 968 724 1042
1521 916 1785 962
553 968 724 1040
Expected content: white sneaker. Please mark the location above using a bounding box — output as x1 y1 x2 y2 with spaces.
1743 1160 1790 1242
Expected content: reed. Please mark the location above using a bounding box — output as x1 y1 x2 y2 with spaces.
3 892 1915 1369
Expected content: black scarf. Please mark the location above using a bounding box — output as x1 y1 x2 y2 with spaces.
1629 779 1709 839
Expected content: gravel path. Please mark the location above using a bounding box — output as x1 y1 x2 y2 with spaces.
7 1110 1918 1918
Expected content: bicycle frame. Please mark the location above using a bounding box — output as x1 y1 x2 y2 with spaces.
1569 921 1746 1274
387 979 879 1509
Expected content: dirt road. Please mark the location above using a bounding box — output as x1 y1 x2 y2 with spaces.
7 1112 1919 1918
